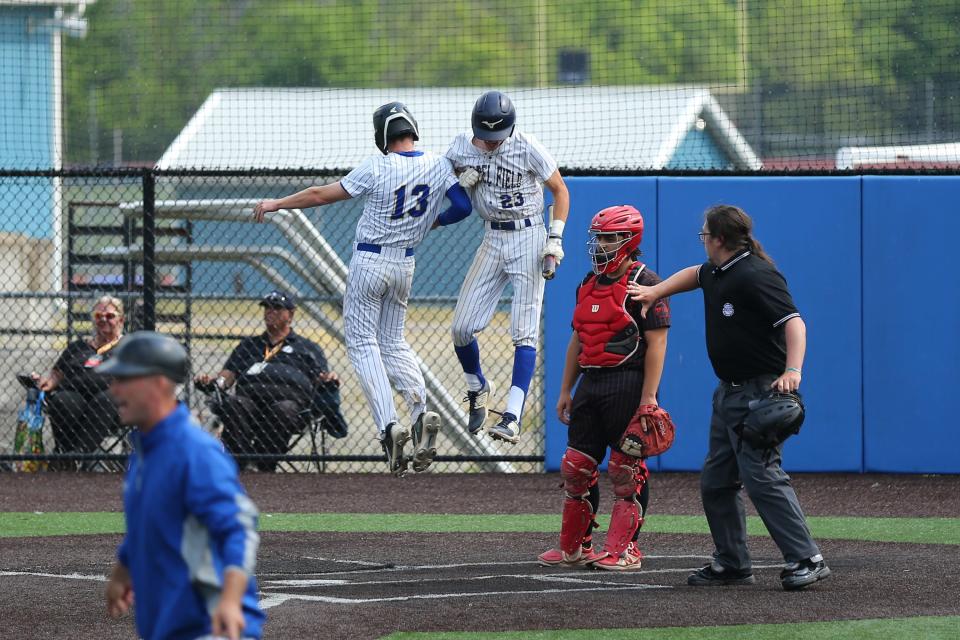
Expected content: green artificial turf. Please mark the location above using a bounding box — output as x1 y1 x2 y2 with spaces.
382 616 960 640
1 512 958 545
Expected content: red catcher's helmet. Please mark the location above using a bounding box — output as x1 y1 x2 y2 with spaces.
587 205 645 274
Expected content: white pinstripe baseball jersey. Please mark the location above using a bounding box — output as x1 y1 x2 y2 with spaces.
341 150 457 247
445 130 557 222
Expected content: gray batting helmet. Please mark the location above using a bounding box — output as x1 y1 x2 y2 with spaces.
96 331 189 383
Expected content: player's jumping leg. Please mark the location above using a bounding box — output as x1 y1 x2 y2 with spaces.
593 450 645 571
538 448 605 566
489 225 546 444
452 237 509 434
378 260 440 472
344 258 409 476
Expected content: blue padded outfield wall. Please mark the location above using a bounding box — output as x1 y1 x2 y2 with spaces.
543 176 960 474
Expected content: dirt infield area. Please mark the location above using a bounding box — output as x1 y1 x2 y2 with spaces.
2 473 959 639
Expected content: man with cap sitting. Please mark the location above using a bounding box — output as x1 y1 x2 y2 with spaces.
100 331 265 640
194 290 348 472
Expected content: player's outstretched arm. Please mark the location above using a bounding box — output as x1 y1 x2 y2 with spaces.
253 183 352 222
556 331 582 425
627 266 700 317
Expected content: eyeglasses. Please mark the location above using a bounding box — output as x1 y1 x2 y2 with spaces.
94 312 118 321
698 231 712 242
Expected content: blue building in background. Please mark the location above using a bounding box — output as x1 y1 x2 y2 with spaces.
0 1 91 290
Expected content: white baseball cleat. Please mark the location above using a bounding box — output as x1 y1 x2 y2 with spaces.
411 411 441 473
465 380 494 435
487 412 520 444
381 422 410 477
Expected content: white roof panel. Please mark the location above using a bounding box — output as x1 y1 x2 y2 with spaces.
158 86 759 171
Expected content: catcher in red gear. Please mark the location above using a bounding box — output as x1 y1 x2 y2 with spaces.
538 205 673 571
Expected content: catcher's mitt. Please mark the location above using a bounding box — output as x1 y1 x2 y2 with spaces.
619 404 676 458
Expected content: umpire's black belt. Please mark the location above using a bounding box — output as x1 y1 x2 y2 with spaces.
357 242 415 257
488 217 535 231
722 374 778 388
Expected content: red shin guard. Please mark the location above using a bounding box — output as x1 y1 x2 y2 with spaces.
605 450 641 555
559 448 599 557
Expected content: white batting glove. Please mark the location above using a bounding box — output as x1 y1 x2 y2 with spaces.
541 236 564 263
458 167 480 188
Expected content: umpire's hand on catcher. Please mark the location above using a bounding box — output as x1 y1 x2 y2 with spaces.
627 282 659 318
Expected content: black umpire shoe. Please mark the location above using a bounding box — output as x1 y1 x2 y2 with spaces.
780 555 831 591
687 561 756 586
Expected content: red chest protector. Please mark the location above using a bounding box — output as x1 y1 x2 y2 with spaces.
573 264 645 368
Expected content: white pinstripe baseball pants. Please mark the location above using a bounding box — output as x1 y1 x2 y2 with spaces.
451 222 547 348
343 250 426 435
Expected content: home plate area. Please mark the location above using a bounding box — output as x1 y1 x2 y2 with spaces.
257 556 689 609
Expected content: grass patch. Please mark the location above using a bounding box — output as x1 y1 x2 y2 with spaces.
2 512 958 545
382 616 960 640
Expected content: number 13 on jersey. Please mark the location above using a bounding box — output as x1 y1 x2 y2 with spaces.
392 184 431 219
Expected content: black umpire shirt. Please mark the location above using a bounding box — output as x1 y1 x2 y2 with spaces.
224 330 328 400
698 251 800 383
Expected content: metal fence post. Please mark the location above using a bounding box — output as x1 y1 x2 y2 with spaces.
142 169 156 331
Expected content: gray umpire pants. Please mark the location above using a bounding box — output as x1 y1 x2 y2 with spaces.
701 375 821 570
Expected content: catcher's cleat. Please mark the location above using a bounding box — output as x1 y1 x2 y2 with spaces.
380 422 410 477
780 555 831 591
410 411 441 473
465 380 494 435
592 541 643 571
538 546 606 568
487 412 520 444
687 561 755 586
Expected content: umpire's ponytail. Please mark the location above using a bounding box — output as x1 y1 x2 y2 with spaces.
704 205 774 265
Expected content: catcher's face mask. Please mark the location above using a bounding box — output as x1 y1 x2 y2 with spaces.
588 231 633 275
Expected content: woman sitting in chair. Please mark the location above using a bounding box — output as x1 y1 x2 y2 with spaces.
34 296 124 468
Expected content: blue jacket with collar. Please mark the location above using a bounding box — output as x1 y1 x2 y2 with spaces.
118 403 265 640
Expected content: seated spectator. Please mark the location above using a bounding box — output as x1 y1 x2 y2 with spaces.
195 290 348 471
34 296 124 469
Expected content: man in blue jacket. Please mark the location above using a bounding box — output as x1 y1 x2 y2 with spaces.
100 332 265 640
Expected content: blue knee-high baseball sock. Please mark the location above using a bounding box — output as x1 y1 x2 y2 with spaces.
505 345 536 420
454 339 486 391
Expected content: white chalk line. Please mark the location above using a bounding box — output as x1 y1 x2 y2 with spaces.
264 572 650 589
259 583 670 609
0 570 106 582
261 554 714 578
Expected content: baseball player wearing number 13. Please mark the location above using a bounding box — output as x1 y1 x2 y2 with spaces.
446 90 570 444
254 102 473 476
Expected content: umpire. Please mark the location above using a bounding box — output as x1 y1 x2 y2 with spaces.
630 204 830 591
100 332 265 639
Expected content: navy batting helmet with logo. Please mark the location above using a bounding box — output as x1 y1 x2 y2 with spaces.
472 91 516 141
373 102 419 154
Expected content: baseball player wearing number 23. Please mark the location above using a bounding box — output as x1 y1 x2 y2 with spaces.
446 90 570 444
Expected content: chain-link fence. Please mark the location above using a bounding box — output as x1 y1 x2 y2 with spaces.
0 169 544 472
